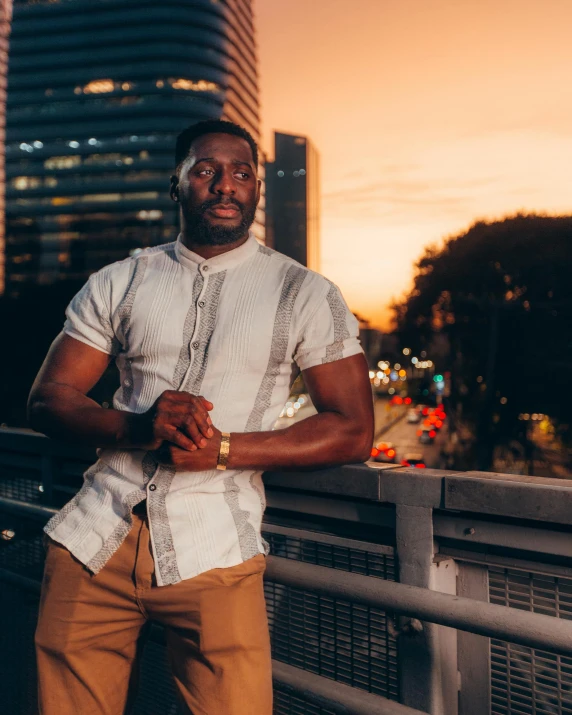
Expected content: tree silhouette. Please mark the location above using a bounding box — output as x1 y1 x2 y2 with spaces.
393 214 572 470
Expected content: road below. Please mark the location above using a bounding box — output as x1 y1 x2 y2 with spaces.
375 407 449 468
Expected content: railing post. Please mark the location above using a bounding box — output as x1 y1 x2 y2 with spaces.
456 563 490 715
395 505 458 715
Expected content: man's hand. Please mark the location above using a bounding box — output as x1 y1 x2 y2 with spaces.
136 391 215 452
157 427 222 471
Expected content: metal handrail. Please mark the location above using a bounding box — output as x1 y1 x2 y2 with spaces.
265 556 572 657
2 495 571 657
272 661 423 715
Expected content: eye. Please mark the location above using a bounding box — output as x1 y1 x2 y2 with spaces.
235 172 250 180
197 168 214 176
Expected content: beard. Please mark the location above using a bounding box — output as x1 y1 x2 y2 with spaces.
181 197 257 246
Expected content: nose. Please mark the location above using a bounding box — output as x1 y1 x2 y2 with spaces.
210 168 235 196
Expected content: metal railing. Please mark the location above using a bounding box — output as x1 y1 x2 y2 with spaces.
1 426 572 715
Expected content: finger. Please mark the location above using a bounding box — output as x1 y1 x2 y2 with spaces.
199 396 214 411
159 424 198 452
187 403 214 438
161 391 206 405
181 417 208 449
162 402 213 437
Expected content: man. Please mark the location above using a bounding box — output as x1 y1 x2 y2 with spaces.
29 119 374 715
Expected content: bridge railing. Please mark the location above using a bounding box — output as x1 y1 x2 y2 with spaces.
1 426 571 715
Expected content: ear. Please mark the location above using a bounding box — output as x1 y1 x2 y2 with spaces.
169 175 179 202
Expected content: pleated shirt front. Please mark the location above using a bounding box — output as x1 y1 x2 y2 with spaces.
45 234 362 586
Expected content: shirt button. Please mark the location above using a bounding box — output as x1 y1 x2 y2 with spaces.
198 300 205 308
124 379 131 386
149 484 157 492
192 341 199 349
202 265 209 272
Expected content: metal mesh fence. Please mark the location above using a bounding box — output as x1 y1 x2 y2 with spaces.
0 509 398 714
490 566 572 715
264 530 399 702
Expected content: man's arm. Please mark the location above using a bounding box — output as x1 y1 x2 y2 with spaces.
28 333 214 451
164 353 374 471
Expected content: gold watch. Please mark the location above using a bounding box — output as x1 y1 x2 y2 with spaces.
216 432 231 470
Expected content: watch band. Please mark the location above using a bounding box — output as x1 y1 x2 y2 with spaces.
216 432 231 470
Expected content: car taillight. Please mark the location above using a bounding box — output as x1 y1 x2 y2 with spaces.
387 449 396 458
404 397 412 405
371 448 380 458
429 430 436 439
415 463 426 469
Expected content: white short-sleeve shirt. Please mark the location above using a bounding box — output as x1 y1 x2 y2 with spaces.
45 233 363 586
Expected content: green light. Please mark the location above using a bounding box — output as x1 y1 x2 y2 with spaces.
433 374 443 383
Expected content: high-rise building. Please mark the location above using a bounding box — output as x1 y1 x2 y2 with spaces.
3 0 262 298
266 131 320 271
0 0 12 296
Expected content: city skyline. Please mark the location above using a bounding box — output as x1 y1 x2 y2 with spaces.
256 0 572 329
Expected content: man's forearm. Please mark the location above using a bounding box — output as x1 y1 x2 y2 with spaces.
28 382 148 449
227 411 373 471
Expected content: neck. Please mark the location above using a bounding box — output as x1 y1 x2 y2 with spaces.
180 229 250 259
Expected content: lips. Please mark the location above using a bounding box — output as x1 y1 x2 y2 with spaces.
208 204 240 219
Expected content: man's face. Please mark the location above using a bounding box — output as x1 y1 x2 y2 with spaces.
172 133 260 246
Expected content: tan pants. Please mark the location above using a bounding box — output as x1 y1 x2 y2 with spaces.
35 510 272 715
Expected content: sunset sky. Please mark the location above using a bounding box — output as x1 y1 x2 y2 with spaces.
255 0 572 329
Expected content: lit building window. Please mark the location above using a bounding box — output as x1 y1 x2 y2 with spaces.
169 78 220 92
83 79 115 94
44 155 81 170
137 210 163 220
12 176 41 190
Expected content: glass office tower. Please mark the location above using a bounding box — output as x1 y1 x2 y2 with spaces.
266 131 320 271
3 0 262 298
0 0 12 295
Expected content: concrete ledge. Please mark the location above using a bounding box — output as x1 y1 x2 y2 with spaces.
445 472 572 525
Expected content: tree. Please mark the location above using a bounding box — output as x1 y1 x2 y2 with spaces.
392 214 572 470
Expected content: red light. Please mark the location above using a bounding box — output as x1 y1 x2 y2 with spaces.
387 449 396 458
422 407 429 416
424 419 432 427
401 460 409 466
404 397 412 405
435 420 443 429
371 448 380 458
415 463 426 469
429 430 436 439
395 396 403 405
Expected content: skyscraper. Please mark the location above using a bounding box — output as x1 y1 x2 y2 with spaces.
3 0 262 298
0 0 12 296
266 131 320 271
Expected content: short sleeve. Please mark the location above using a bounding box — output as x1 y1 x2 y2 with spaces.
294 282 363 371
63 268 118 355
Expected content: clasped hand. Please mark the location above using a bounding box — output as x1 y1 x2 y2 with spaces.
138 391 221 471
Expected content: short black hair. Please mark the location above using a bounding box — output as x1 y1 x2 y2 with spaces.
175 119 259 171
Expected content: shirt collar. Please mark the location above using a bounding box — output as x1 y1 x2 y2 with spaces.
174 231 259 274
